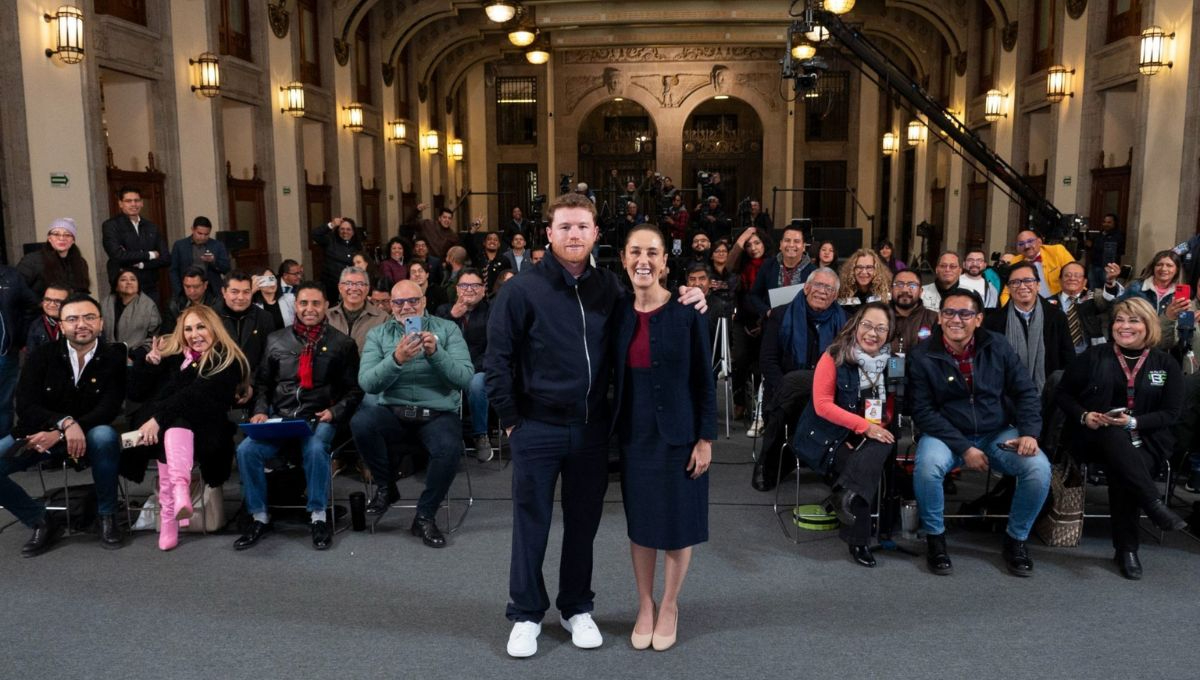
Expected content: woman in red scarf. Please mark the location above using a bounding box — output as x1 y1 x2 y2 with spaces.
728 226 772 430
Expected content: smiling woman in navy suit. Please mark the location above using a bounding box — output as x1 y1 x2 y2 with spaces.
614 223 716 652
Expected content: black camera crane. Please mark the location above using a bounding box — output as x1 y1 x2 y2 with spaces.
811 9 1067 239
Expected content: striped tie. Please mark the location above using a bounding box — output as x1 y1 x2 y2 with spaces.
1066 297 1085 347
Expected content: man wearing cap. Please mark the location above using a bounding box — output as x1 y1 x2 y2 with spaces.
169 216 230 296
101 185 170 301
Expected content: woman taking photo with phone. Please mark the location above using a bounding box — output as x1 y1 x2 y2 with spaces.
129 305 250 551
1055 297 1189 579
614 224 716 651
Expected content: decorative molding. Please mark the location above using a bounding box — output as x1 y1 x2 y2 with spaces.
268 1 290 39
630 73 709 108
382 63 395 86
561 46 780 65
734 72 781 111
562 75 605 115
1002 22 1018 52
1066 0 1087 20
333 38 350 66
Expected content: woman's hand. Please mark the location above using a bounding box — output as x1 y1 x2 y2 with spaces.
138 417 161 446
1166 298 1189 320
1100 411 1131 428
687 439 712 479
864 424 894 444
145 336 163 365
735 227 755 247
1081 411 1105 430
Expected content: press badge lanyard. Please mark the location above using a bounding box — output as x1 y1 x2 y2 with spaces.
862 371 890 425
1114 345 1149 410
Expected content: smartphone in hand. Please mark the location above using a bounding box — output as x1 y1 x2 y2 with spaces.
1105 407 1129 418
1175 284 1191 301
403 316 423 335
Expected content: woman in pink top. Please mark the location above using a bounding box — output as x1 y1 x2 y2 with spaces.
792 302 897 567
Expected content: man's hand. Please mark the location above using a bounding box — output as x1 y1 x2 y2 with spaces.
64 423 86 459
394 334 424 364
963 446 989 471
330 216 343 230
420 331 438 357
235 383 253 405
1003 436 1040 456
677 286 708 314
315 409 334 424
449 300 470 319
416 203 427 213
26 430 61 455
1104 262 1121 283
249 413 269 424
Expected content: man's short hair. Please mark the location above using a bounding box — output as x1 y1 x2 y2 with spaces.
530 245 546 254
438 207 454 218
548 192 598 222
942 288 985 313
44 283 73 297
116 185 141 200
294 282 325 300
1061 261 1086 277
965 249 987 260
223 270 252 288
182 265 207 280
279 259 301 276
1008 262 1040 282
893 269 921 283
782 224 806 240
192 216 213 229
457 267 484 283
686 262 712 277
806 266 840 292
446 246 468 266
937 251 961 264
62 292 102 316
339 266 368 283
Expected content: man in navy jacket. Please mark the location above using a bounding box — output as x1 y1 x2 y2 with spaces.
908 289 1050 579
169 216 230 296
101 186 169 299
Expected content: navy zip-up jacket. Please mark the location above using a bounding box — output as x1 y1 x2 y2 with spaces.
485 252 624 428
907 326 1042 456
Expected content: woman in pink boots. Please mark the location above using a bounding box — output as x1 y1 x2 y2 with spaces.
130 305 249 550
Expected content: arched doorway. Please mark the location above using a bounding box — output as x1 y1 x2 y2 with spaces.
577 99 658 226
682 97 763 231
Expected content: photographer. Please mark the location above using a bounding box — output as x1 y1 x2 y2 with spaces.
661 193 691 241
696 196 730 240
749 201 773 231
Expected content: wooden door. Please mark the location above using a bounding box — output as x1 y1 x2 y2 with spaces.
966 181 988 251
305 182 332 277
107 152 169 303
226 163 267 272
1089 165 1130 246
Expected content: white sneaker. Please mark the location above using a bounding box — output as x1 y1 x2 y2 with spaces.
507 621 541 658
561 613 603 649
746 416 764 438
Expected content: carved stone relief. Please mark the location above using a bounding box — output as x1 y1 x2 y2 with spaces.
334 38 350 66
268 1 290 39
562 46 780 65
735 72 781 111
630 73 709 108
382 63 395 86
1066 0 1087 20
1002 22 1018 52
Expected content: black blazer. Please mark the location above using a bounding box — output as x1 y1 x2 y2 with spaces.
13 339 126 438
612 299 717 446
983 298 1076 377
101 214 169 292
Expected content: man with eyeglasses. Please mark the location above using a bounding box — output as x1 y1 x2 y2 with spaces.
909 288 1050 577
984 263 1074 394
0 294 127 554
352 280 473 548
1004 229 1075 302
278 259 304 297
101 185 169 301
890 270 938 355
1056 260 1124 354
920 251 963 311
753 267 847 491
0 263 39 438
326 267 386 353
26 284 71 350
959 249 1001 309
235 283 363 551
436 269 493 461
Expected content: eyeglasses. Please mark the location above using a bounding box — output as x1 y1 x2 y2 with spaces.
892 281 920 291
1009 277 1039 288
456 282 484 290
940 308 978 320
937 263 960 270
853 265 875 272
1016 238 1038 248
964 257 986 265
391 297 422 308
42 297 67 306
806 282 835 294
62 314 99 324
340 281 369 289
858 320 890 336
48 230 74 239
1060 272 1086 280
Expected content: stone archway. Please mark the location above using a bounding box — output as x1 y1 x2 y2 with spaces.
681 96 764 231
576 99 660 223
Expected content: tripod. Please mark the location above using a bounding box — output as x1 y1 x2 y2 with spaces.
712 316 734 438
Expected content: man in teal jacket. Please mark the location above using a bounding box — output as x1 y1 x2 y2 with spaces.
351 280 473 547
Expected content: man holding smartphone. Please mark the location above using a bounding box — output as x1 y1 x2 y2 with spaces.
351 280 473 548
169 216 231 296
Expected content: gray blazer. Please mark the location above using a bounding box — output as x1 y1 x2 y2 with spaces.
101 293 162 353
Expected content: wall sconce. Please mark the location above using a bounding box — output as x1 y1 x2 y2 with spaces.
484 0 517 23
189 53 221 98
906 120 927 146
823 0 856 15
1139 26 1174 75
508 25 537 47
44 5 85 64
280 82 305 117
449 139 464 161
343 102 364 133
525 43 550 65
422 130 441 154
1046 65 1074 102
983 89 1007 122
882 132 898 155
388 120 408 144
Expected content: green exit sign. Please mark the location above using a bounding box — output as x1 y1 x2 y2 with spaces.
50 172 69 188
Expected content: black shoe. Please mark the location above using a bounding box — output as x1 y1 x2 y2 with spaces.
311 520 332 550
1114 550 1143 580
751 459 777 492
99 514 124 550
1145 500 1188 532
1002 535 1034 577
233 520 272 551
1185 472 1200 493
21 515 62 558
849 544 876 568
366 484 400 522
925 533 953 575
411 515 446 548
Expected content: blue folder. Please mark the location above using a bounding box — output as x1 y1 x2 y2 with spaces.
238 419 315 441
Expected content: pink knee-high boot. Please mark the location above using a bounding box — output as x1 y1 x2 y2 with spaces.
157 462 178 551
164 428 194 523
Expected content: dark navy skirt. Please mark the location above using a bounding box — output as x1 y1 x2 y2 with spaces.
620 367 709 550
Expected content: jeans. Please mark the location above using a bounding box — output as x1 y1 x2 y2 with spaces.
467 372 489 436
236 422 335 515
913 427 1051 541
0 353 18 439
0 426 122 526
350 403 462 518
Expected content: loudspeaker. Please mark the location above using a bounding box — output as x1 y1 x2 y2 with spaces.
215 230 250 253
811 228 863 261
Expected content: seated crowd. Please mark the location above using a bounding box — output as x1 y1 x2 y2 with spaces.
0 182 1196 587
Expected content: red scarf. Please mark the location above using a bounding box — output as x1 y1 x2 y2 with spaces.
43 316 60 341
293 320 325 389
740 256 765 292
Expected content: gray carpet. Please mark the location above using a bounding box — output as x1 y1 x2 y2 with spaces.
1 428 1198 680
